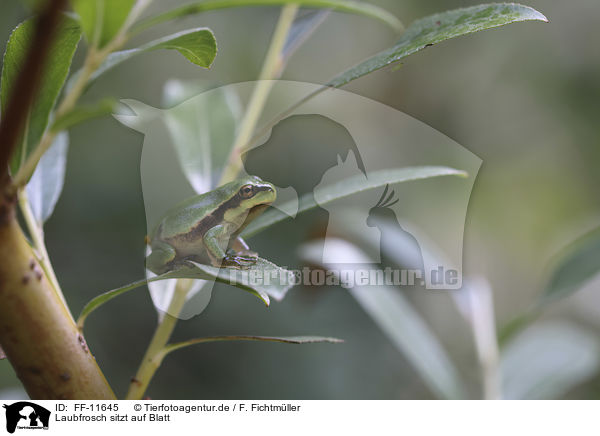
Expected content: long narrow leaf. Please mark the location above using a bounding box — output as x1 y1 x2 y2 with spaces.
300 238 466 399
243 166 466 238
163 335 343 356
248 3 547 153
328 3 547 88
77 257 295 329
499 226 600 345
134 0 403 34
351 285 466 399
77 276 159 329
542 226 600 305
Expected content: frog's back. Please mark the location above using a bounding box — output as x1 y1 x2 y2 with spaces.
153 176 268 241
155 190 221 240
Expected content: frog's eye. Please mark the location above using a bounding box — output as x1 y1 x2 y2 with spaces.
240 184 254 198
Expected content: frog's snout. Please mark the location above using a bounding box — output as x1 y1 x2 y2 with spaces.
260 184 277 203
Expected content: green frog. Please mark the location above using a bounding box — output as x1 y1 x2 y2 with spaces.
146 175 276 274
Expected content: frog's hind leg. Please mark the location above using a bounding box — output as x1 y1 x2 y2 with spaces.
145 240 177 274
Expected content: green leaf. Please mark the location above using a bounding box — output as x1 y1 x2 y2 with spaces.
501 322 600 399
542 227 600 304
164 335 343 353
327 3 547 88
250 3 546 145
243 166 467 238
156 335 343 366
77 276 153 329
185 259 295 303
300 239 466 399
77 257 295 329
25 131 68 224
71 0 136 47
497 227 600 346
134 0 403 34
90 28 217 82
148 29 218 67
352 285 466 399
51 98 117 131
1 15 81 176
162 81 242 193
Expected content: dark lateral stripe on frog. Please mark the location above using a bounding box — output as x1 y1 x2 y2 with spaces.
165 184 273 245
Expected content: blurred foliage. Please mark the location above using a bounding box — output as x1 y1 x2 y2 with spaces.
543 226 600 304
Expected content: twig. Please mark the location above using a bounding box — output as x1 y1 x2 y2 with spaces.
219 4 299 184
125 279 194 400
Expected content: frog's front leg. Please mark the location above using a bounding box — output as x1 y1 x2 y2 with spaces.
204 226 256 269
146 240 177 274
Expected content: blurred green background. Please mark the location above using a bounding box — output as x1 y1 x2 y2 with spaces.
0 0 599 399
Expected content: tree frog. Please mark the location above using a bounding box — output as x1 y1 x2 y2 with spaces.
146 175 276 274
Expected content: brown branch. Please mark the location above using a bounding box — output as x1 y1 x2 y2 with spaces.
0 0 67 194
0 219 116 399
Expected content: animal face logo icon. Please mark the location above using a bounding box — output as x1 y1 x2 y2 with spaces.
114 80 480 317
3 402 50 433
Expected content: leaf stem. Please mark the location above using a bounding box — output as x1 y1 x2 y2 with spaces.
125 279 194 400
219 3 299 185
18 189 70 316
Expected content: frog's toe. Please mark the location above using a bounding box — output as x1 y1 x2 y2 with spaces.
221 254 257 269
226 248 258 258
